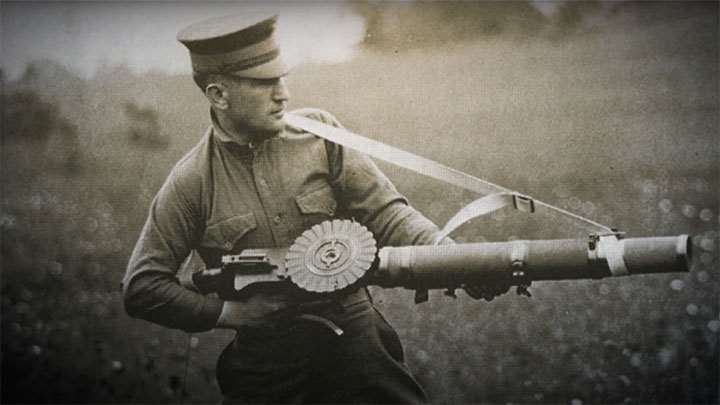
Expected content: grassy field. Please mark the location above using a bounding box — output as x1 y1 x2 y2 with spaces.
2 2 718 403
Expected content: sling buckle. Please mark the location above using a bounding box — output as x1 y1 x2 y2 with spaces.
512 194 535 213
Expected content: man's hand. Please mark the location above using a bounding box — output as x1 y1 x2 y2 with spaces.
462 282 512 301
216 296 287 330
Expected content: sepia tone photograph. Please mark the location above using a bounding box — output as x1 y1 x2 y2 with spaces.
1 1 718 404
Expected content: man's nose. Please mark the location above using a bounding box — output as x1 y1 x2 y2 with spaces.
272 78 290 102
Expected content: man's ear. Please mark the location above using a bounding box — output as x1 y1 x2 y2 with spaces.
205 83 229 110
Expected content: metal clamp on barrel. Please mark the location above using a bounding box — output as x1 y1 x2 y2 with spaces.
595 234 630 277
510 240 532 296
509 240 529 271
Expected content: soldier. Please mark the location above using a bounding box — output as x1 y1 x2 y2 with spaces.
123 13 506 404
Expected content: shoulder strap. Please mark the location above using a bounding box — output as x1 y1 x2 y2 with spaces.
285 113 614 238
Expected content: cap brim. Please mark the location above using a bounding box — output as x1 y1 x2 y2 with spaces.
227 56 291 79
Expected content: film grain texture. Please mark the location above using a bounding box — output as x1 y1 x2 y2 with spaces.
1 2 718 403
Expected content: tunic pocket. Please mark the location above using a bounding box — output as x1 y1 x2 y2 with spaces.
295 183 338 228
201 212 257 251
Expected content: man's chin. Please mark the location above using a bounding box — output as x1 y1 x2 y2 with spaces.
251 124 284 141
270 117 287 133
243 116 286 140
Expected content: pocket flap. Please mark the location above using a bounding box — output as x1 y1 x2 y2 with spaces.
295 184 337 216
202 213 257 251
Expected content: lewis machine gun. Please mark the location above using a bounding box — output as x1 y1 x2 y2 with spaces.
193 219 691 299
193 113 692 300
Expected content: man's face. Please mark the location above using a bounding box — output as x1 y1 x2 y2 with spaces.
223 76 290 137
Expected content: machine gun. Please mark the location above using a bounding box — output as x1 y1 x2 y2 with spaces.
193 219 691 299
193 115 692 299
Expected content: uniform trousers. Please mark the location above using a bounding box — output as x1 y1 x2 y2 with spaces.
217 291 428 404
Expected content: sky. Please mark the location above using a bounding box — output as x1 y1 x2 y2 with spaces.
1 1 367 80
0 1 585 81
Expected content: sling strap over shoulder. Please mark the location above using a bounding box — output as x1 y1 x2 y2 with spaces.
284 113 617 238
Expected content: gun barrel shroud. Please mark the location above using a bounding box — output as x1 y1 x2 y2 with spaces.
374 235 691 289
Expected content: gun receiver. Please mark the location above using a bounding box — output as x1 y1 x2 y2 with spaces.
192 248 288 299
193 220 691 297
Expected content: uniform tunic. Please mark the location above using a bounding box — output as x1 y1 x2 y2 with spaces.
123 108 445 403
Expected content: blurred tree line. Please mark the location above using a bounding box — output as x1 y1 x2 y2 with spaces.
355 0 708 51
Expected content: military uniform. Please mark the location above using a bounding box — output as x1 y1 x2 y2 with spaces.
124 107 450 402
122 13 451 403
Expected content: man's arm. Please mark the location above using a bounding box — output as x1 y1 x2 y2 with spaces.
332 146 447 247
122 172 224 332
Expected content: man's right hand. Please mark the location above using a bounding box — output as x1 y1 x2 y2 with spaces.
216 297 287 330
